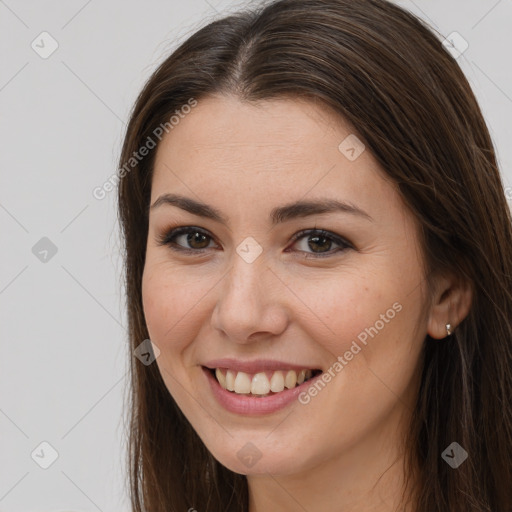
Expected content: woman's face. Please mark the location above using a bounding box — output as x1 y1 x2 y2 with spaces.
142 94 430 476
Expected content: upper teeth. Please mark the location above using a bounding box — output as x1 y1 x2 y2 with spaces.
215 368 314 395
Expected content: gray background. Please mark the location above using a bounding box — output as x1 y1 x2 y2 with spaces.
1 0 511 510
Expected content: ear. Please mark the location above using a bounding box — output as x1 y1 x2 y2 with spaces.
426 272 473 339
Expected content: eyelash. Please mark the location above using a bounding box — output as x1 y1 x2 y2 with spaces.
156 226 352 258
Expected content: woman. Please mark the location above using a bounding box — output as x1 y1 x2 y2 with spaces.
117 0 512 510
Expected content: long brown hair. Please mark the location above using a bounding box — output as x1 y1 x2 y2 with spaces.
117 0 512 510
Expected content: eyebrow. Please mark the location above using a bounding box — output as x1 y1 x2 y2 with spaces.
150 193 373 224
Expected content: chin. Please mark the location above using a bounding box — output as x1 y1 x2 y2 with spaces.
218 455 301 476
206 438 314 476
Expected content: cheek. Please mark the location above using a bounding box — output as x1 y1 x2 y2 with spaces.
295 280 423 453
305 266 422 381
141 262 212 411
292 271 389 359
141 262 205 351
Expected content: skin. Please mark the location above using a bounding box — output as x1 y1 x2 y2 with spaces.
142 94 472 511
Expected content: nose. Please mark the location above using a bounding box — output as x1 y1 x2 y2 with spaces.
210 254 289 344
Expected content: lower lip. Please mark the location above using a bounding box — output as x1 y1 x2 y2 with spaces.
202 366 322 415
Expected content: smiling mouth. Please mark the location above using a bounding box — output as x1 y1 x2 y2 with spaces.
207 367 323 397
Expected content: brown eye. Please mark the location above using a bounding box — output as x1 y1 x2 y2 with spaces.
157 226 352 258
182 231 211 249
157 226 217 253
289 229 352 258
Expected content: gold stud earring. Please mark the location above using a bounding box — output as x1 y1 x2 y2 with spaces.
446 323 452 336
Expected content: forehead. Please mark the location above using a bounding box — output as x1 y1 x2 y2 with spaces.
150 94 402 224
156 94 353 161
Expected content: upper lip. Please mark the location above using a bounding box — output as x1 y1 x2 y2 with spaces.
203 358 321 374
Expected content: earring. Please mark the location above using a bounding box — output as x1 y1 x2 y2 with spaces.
446 323 452 336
